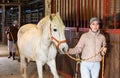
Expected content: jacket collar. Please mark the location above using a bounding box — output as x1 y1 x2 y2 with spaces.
89 29 100 36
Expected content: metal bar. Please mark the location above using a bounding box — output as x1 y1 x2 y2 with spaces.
75 0 77 27
84 0 86 28
88 0 91 22
56 0 58 12
69 0 72 27
74 0 76 27
58 0 61 15
91 0 93 17
107 0 110 16
62 0 65 21
103 0 107 28
95 0 97 16
65 0 66 26
106 0 111 28
86 0 89 27
71 0 74 26
68 0 70 26
81 0 83 27
79 0 81 27
76 0 80 28
51 0 54 13
60 0 62 16
99 0 101 18
92 0 94 16
65 0 68 26
114 0 116 29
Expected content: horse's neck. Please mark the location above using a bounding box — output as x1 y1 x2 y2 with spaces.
37 17 51 49
40 24 51 49
41 36 51 48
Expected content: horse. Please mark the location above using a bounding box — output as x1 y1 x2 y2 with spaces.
17 12 68 78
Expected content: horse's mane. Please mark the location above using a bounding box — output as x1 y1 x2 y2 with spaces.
36 12 64 35
37 15 50 28
36 14 51 35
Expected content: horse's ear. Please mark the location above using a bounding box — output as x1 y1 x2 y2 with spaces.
50 15 53 21
56 12 60 16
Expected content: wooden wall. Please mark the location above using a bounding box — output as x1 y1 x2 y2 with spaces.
56 28 120 78
51 0 120 29
104 32 120 78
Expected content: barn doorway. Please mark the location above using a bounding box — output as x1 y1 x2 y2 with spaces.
0 4 20 44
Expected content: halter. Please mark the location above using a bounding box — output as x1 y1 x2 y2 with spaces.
50 24 66 49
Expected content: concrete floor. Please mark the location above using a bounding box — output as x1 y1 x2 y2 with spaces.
0 57 55 78
0 43 64 78
0 43 8 56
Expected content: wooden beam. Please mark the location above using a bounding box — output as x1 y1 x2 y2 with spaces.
1 5 5 43
0 3 21 6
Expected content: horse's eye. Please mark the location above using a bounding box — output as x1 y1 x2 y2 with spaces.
53 29 57 32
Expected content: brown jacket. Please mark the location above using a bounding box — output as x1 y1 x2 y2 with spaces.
6 25 18 41
69 29 106 62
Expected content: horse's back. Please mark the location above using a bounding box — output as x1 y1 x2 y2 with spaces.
18 24 39 40
18 24 37 37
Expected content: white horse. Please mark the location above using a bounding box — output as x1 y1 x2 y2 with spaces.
17 12 68 78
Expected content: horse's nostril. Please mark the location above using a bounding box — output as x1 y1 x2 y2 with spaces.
62 48 66 52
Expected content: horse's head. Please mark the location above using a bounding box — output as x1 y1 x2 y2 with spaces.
48 12 68 54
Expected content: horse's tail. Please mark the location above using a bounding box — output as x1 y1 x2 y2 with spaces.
17 25 28 62
17 25 28 38
17 26 25 40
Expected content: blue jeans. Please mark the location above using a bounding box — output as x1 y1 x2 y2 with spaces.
80 61 100 78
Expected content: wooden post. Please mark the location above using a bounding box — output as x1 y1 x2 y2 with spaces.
44 0 51 16
102 55 105 78
18 5 21 28
113 0 116 29
103 0 107 28
2 5 6 43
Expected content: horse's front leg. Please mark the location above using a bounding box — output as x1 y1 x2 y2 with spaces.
36 60 43 78
47 59 59 78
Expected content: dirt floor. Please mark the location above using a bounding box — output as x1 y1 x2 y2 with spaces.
0 43 65 78
0 57 55 78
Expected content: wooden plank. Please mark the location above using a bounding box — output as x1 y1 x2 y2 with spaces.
113 0 117 28
113 34 120 78
1 5 5 43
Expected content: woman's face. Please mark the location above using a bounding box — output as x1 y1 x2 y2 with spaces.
90 21 100 32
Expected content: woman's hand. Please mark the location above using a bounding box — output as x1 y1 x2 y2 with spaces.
101 47 107 55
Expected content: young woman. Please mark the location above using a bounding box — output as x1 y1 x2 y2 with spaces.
68 17 107 78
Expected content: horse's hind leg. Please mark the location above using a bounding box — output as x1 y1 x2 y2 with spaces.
20 55 27 78
47 59 59 78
